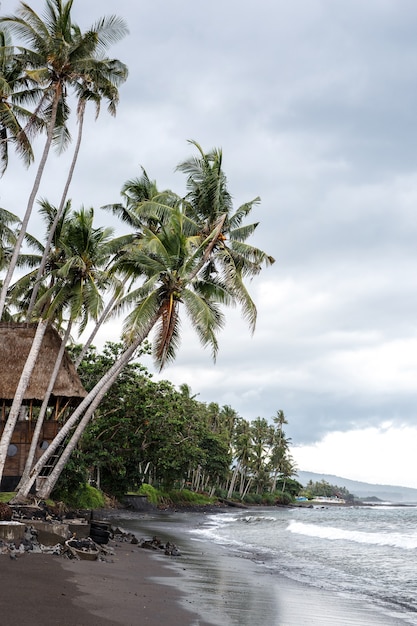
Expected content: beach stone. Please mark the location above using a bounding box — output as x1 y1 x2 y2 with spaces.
0 521 25 542
29 520 71 545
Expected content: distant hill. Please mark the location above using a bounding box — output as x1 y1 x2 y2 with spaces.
297 470 417 503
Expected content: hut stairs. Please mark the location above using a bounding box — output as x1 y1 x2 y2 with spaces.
35 440 67 491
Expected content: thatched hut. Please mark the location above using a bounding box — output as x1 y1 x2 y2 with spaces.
0 323 87 490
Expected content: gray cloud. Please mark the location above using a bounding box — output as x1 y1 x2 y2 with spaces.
3 0 417 453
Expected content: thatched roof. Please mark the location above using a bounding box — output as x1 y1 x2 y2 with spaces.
0 323 87 403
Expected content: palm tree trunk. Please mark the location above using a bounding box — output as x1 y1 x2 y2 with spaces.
0 90 61 319
0 319 49 479
15 322 72 490
242 477 252 500
13 312 160 501
227 462 239 498
271 470 278 493
27 103 86 319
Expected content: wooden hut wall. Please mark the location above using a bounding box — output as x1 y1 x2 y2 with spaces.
0 422 60 478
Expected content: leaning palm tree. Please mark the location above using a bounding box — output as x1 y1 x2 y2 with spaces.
150 140 275 330
15 143 275 500
0 0 128 319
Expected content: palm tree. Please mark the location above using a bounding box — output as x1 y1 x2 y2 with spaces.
227 418 253 498
0 0 128 318
15 143 275 499
250 417 273 494
177 140 275 330
269 411 295 493
116 142 275 337
7 199 72 313
0 26 40 175
15 204 116 488
26 53 128 318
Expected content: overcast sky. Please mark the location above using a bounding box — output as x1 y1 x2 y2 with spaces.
2 0 417 488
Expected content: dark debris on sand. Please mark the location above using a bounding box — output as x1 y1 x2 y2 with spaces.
0 500 182 563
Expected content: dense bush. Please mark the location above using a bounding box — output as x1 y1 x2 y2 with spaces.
53 483 105 509
136 484 214 507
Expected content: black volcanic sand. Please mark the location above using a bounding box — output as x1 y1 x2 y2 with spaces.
0 548 212 626
0 509 407 625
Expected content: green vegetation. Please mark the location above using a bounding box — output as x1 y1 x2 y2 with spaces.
53 483 105 510
47 342 301 508
300 480 354 502
0 492 15 503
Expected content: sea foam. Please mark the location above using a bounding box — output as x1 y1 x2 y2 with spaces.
287 520 417 550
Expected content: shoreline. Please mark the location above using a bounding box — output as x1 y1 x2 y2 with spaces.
103 508 406 626
0 506 410 625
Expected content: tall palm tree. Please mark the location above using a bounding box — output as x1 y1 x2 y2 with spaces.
250 417 273 494
0 0 128 318
26 52 128 318
40 205 116 333
269 410 291 493
228 418 253 498
113 142 275 340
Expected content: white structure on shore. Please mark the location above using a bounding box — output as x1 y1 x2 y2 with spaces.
311 496 346 504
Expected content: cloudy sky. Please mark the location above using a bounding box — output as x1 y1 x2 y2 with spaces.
2 0 417 488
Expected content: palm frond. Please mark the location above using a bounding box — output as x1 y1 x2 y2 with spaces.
122 291 161 345
153 296 181 368
181 288 225 361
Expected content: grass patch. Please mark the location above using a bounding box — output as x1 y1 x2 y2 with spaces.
0 492 15 503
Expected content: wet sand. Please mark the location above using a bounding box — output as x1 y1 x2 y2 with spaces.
0 548 212 626
0 510 408 625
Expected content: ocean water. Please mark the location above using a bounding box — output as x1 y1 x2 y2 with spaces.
110 504 417 625
189 504 417 624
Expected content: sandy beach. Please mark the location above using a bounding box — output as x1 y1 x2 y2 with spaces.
0 547 212 626
0 509 408 625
